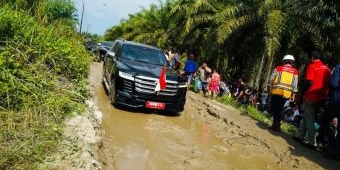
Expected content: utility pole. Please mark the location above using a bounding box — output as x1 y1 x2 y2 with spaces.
79 2 84 35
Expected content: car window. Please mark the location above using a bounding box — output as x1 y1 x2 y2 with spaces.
102 41 113 47
122 45 167 65
112 42 117 53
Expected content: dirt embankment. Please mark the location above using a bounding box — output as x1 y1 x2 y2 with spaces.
39 99 103 170
43 62 340 170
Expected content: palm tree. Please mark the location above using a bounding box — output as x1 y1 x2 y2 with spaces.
168 0 288 89
213 0 287 89
290 0 340 58
170 0 218 54
107 0 174 49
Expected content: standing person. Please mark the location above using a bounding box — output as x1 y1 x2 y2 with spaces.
184 54 198 86
268 55 298 132
235 77 246 103
323 58 340 157
208 69 221 99
168 49 181 71
197 62 212 96
293 51 331 148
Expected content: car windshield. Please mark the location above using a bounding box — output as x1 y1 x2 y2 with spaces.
102 41 113 47
122 44 167 65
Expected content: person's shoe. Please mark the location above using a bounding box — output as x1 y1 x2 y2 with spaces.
301 142 317 150
292 136 303 144
269 122 281 132
269 125 281 132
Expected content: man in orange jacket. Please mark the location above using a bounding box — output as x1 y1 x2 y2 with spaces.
268 55 299 132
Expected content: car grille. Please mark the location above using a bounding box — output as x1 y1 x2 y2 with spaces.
122 79 133 93
135 75 178 96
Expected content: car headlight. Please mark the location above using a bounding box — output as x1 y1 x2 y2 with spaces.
179 81 187 88
119 71 134 81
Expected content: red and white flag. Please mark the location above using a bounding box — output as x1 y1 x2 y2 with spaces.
155 66 166 92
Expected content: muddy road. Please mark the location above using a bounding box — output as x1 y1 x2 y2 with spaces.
89 62 339 170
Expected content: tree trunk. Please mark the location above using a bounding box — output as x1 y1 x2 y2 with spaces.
254 53 266 90
265 54 275 89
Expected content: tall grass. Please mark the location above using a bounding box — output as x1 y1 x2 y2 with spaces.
0 4 90 169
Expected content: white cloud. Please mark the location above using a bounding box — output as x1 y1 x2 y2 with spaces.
73 0 160 35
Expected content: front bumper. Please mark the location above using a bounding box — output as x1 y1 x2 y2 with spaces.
116 89 186 113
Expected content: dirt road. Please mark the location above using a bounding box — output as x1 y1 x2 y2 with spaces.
89 62 339 170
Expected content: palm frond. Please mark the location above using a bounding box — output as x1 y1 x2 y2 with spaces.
217 15 252 43
214 5 242 23
265 10 286 59
190 0 216 14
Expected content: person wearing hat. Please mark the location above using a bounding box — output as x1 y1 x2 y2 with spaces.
293 51 331 149
268 54 299 132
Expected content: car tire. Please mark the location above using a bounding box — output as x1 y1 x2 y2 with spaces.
166 109 181 116
102 65 109 95
109 79 117 105
174 112 181 116
97 53 102 62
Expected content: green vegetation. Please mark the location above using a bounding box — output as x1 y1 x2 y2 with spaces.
0 1 90 169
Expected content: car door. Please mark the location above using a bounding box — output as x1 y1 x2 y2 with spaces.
104 41 116 79
107 42 121 87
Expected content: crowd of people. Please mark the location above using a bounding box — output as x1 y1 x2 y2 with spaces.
165 49 340 158
266 52 340 158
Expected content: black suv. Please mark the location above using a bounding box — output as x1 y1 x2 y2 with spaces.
102 39 187 114
97 41 114 61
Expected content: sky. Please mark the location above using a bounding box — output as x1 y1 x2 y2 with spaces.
72 0 160 35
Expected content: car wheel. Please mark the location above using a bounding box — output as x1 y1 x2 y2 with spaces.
101 64 109 93
173 111 181 116
165 109 181 116
97 53 102 62
109 79 116 105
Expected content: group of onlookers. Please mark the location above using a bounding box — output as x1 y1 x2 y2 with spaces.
267 51 340 158
167 49 340 158
165 49 222 100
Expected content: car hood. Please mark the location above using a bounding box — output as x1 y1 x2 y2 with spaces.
117 59 185 81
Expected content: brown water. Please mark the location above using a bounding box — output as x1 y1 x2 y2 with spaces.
90 62 293 170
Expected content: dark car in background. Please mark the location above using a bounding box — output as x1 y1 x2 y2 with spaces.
97 41 114 61
85 39 96 51
102 39 187 115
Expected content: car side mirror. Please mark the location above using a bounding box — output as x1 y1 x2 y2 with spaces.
107 51 116 61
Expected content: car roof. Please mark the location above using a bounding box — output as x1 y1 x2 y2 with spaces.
117 39 160 51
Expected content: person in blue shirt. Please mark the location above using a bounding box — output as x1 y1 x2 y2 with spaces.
184 54 198 86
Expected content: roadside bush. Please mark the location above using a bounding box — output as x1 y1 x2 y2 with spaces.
0 5 90 169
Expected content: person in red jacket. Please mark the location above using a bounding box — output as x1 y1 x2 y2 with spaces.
268 55 299 132
293 51 331 149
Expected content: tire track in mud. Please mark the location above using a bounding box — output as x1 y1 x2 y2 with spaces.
185 93 335 170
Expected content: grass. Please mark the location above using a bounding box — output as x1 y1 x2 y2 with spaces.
0 6 90 170
216 95 298 135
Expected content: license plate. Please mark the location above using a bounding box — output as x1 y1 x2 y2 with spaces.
145 101 165 110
